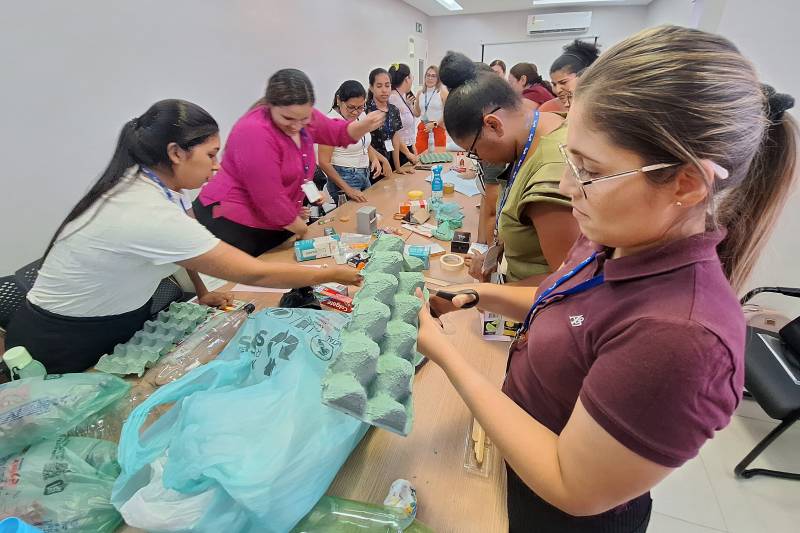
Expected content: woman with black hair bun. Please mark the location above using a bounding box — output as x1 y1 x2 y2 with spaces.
4 99 364 373
439 51 579 284
540 39 602 112
388 63 421 170
508 62 556 109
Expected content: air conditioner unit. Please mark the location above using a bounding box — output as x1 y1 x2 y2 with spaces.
527 12 591 35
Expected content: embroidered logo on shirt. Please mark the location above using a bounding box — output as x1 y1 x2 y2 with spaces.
569 315 585 327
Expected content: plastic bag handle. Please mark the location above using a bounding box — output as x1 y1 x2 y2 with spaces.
117 354 252 474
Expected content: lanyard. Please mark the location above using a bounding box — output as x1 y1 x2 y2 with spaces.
394 90 414 114
519 252 603 335
494 111 540 237
140 166 175 203
423 89 438 113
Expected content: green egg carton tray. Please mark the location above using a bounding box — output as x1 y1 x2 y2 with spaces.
321 235 425 436
419 152 454 164
95 302 212 377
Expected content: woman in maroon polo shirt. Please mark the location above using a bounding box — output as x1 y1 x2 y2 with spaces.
508 62 556 109
418 26 797 533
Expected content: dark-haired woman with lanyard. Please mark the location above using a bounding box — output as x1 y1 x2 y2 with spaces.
366 68 412 175
439 54 579 284
418 26 798 532
508 62 556 110
388 63 421 170
540 40 602 113
194 69 385 256
318 80 391 202
4 99 364 373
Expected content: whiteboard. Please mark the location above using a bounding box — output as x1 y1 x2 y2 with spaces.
482 36 597 79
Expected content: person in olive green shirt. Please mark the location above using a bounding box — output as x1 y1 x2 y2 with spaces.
497 120 572 282
440 52 580 284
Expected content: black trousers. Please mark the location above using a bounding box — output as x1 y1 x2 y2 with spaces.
192 199 294 257
5 298 152 374
507 467 652 533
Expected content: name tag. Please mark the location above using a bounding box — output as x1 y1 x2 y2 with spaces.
384 139 394 153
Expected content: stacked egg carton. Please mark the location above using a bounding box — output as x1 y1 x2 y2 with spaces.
95 302 211 377
321 235 425 435
419 152 454 164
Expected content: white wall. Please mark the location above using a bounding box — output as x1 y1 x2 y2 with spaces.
713 0 800 316
645 0 694 27
0 0 429 273
427 6 649 67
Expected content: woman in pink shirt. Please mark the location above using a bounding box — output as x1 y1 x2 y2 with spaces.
508 62 556 109
194 69 384 256
418 26 796 532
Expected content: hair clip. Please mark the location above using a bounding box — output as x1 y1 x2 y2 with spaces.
711 161 729 180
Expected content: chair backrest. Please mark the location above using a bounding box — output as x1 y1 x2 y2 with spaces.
150 276 187 315
0 276 27 330
14 258 43 292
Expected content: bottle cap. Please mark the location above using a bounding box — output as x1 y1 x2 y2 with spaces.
3 346 33 370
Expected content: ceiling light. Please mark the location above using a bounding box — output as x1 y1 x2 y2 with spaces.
435 0 464 11
533 0 618 6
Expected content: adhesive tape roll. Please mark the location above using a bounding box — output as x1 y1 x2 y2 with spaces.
440 253 465 271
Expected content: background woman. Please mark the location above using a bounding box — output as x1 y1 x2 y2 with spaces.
388 63 421 170
414 65 448 154
318 80 391 202
366 67 411 174
508 62 556 109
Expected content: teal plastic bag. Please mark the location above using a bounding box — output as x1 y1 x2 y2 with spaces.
113 308 369 533
0 436 122 532
0 374 130 458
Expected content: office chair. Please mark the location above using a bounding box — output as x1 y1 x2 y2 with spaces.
0 276 26 332
735 286 800 481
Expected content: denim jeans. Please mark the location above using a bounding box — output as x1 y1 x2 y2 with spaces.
326 165 371 199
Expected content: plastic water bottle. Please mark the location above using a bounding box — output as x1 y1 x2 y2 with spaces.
431 165 444 200
3 346 47 380
428 128 435 150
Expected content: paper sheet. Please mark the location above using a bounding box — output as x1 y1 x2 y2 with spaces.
425 170 482 197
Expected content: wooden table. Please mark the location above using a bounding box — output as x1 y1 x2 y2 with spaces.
122 167 509 532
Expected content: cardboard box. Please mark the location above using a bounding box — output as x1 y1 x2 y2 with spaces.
315 287 354 313
451 231 471 254
294 235 340 262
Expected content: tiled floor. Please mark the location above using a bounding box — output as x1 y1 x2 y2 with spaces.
649 399 800 533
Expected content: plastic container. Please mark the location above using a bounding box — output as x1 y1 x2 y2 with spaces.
2 346 46 380
291 496 433 533
407 190 424 201
430 165 443 200
0 517 45 533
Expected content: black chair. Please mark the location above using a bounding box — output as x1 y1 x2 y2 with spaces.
0 276 27 332
150 276 191 315
12 255 188 318
735 286 800 481
14 258 44 292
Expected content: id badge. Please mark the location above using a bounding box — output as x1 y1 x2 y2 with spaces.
301 181 322 204
384 139 394 153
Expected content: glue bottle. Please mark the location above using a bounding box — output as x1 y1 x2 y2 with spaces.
3 346 47 380
431 165 443 200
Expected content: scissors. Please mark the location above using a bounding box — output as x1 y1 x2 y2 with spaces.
428 288 480 318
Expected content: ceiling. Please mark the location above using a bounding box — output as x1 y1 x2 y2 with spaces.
403 0 653 17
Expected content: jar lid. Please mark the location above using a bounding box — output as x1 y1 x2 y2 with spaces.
407 190 424 200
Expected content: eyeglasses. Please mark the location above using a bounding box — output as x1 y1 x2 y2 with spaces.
466 106 502 161
558 143 681 199
344 103 366 113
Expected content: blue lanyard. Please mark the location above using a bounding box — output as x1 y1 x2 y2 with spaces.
140 166 175 203
495 111 540 235
423 89 438 113
519 252 604 335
